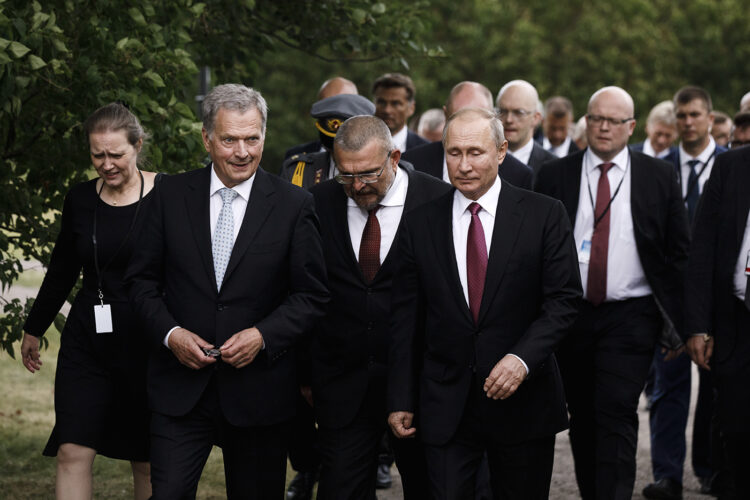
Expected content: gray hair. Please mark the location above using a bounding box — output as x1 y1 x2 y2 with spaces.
443 107 505 150
202 84 268 137
417 108 446 136
646 100 676 127
334 115 394 156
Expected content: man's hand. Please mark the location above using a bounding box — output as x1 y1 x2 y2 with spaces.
388 411 416 439
686 334 713 371
168 328 218 370
220 327 264 369
21 333 42 373
662 345 686 362
483 354 527 400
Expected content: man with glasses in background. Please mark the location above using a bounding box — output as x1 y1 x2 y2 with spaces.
307 116 450 499
496 80 556 176
535 86 690 500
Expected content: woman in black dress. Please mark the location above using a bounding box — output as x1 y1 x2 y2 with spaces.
21 103 159 499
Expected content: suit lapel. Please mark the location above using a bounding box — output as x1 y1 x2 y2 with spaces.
736 153 750 247
331 185 365 280
563 154 584 225
478 184 524 324
223 169 274 281
630 153 648 237
185 166 217 294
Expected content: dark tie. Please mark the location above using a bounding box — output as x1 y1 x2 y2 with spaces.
685 159 701 222
467 202 488 324
359 206 381 282
587 162 614 306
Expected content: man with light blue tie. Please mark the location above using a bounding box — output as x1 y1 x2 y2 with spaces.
126 83 329 499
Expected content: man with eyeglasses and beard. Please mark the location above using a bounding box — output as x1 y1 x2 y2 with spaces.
307 115 450 499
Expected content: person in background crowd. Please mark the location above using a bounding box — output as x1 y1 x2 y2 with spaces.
542 96 580 157
730 110 750 148
372 73 428 152
21 102 159 500
711 111 733 147
739 91 750 112
535 86 690 500
572 116 588 152
631 100 678 160
284 77 359 160
417 108 446 142
495 80 556 176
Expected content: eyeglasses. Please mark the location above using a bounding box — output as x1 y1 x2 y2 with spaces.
334 151 392 185
497 108 534 119
586 114 634 127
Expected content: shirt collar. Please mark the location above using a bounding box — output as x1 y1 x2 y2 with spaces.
511 137 535 164
584 146 629 175
392 125 408 153
210 164 254 201
454 175 502 218
679 135 716 166
346 164 407 208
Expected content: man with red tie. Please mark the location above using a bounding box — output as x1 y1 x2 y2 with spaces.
388 107 582 499
535 86 691 500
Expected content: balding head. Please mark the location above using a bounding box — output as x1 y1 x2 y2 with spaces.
740 91 750 112
496 80 541 150
444 81 494 117
588 86 634 116
586 86 636 161
318 77 358 100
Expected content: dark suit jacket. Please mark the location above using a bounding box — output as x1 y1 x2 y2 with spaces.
284 139 323 160
388 181 581 446
402 141 534 190
309 165 451 429
279 150 331 189
534 149 691 339
685 146 750 364
405 129 428 151
527 141 558 176
667 144 728 193
126 166 329 427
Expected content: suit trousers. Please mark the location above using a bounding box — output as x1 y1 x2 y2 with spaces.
150 375 290 500
691 365 720 481
316 377 428 500
288 393 320 473
648 347 691 483
423 379 555 500
558 296 660 500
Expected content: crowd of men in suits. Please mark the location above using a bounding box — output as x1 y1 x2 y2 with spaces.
126 75 750 500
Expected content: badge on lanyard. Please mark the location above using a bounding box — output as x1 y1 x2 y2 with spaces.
579 240 592 264
94 303 113 333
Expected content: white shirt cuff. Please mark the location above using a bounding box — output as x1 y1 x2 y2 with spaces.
164 326 180 348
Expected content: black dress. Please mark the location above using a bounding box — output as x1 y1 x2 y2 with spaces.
24 177 158 461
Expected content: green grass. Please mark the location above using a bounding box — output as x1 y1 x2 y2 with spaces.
0 332 297 498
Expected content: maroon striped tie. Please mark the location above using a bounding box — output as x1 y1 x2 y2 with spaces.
359 206 381 282
467 202 488 323
587 162 614 306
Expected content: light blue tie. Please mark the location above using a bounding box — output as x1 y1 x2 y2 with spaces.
213 187 238 289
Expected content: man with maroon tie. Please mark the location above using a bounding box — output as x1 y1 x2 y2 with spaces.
388 107 582 499
535 86 691 500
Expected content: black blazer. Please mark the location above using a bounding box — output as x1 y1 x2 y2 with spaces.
402 141 534 190
126 166 329 426
405 129 429 151
279 150 331 189
309 165 451 429
534 149 691 338
527 141 558 176
284 139 323 160
685 146 750 366
388 182 581 446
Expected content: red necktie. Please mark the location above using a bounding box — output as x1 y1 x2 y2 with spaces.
467 202 488 323
587 162 614 306
359 206 381 282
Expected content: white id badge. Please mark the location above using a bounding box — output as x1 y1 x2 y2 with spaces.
579 240 592 264
94 304 113 333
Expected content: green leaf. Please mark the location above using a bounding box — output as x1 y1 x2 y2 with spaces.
174 102 193 118
0 52 11 65
52 39 68 53
0 38 9 51
116 37 129 50
143 69 165 87
190 3 206 15
128 7 147 26
15 75 30 87
28 54 46 70
53 312 66 334
372 3 386 14
8 41 31 58
351 8 366 24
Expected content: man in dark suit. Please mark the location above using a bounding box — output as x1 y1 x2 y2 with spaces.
542 96 580 157
402 81 534 190
388 107 582 499
535 86 690 500
372 72 428 152
495 80 556 176
643 86 727 500
308 115 449 499
126 84 329 499
685 145 750 500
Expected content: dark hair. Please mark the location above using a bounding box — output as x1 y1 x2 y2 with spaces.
673 86 713 112
713 111 731 125
84 102 147 148
372 73 416 101
544 96 574 119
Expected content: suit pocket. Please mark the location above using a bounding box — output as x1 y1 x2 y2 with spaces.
246 241 285 254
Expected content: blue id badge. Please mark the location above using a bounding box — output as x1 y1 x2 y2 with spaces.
579 240 592 264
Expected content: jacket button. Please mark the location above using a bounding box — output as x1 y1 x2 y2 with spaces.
216 303 224 311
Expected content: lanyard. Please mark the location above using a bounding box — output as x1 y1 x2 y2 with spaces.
585 150 629 228
682 147 717 203
92 170 144 304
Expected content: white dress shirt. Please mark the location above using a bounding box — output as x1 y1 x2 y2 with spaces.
642 139 672 159
392 125 408 153
348 166 408 264
328 154 339 181
510 137 534 166
735 211 750 301
574 147 652 302
164 165 256 346
679 136 717 198
544 136 573 158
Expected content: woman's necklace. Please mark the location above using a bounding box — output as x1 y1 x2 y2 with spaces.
103 170 140 205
